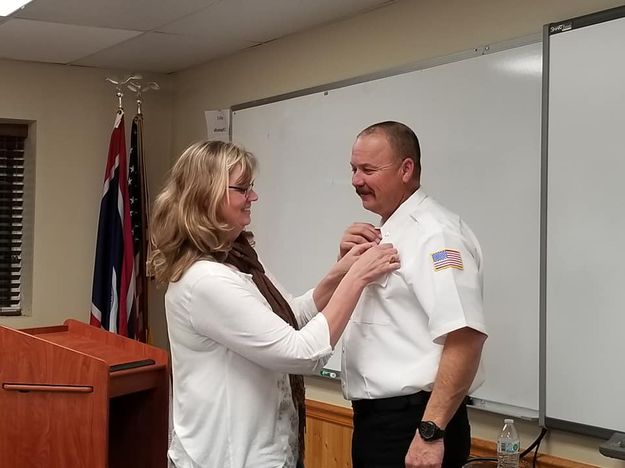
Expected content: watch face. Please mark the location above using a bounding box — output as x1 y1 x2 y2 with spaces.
420 421 436 439
419 421 443 441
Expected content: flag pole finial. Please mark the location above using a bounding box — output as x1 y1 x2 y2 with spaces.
127 80 160 115
105 74 144 112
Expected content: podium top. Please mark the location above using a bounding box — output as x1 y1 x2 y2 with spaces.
30 330 146 367
14 319 168 369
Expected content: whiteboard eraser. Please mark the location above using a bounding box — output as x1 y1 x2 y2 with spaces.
599 432 625 460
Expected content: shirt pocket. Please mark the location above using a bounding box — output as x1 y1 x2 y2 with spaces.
352 274 391 325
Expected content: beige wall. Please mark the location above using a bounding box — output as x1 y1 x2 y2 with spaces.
171 0 625 466
0 59 173 343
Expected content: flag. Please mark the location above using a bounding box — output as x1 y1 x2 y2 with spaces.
128 114 149 342
90 112 135 336
431 248 464 271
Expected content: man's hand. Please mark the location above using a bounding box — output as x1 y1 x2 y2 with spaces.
405 434 444 468
339 222 382 259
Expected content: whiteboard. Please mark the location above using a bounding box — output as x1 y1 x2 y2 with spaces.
545 10 625 436
233 43 542 412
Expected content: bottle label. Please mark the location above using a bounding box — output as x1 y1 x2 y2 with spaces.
497 441 520 453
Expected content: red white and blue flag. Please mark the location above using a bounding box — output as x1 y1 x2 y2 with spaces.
90 112 136 336
431 248 464 271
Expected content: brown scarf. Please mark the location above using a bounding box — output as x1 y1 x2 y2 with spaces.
225 233 306 465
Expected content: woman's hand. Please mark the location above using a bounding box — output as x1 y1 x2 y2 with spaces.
346 243 400 286
313 242 380 312
332 241 377 278
321 243 400 346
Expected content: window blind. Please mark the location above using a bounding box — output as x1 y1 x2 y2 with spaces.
0 126 26 314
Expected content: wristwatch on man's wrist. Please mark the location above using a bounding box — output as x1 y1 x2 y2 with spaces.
418 420 445 441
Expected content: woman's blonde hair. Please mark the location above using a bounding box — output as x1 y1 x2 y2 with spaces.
148 140 256 283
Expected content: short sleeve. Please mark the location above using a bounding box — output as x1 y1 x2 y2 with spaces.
406 227 487 343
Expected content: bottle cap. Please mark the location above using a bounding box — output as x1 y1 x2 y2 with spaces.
504 418 514 423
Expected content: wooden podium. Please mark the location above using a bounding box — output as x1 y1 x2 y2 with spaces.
0 319 169 468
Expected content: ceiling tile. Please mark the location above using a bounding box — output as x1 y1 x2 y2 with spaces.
0 0 396 73
0 19 141 63
14 0 219 31
159 0 392 42
73 31 255 74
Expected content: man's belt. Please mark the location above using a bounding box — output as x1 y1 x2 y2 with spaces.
352 391 431 412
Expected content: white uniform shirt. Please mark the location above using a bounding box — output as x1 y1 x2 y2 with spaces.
166 260 332 468
341 189 487 400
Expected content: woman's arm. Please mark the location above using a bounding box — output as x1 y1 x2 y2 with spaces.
319 243 398 345
273 243 381 328
312 242 379 312
185 245 398 374
188 270 333 375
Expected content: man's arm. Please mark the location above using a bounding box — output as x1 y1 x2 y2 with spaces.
404 326 487 468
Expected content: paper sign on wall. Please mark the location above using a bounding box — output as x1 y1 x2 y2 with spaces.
205 109 231 142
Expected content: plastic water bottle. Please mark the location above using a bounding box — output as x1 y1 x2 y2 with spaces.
497 418 520 468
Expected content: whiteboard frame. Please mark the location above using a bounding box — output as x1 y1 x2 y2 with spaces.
541 4 625 439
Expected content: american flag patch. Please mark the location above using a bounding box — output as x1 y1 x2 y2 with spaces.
431 249 463 271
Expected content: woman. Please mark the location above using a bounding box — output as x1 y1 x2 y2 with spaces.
149 141 399 468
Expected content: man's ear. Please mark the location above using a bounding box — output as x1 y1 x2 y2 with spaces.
400 158 415 183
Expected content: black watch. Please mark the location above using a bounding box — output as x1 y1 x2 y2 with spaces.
418 420 445 441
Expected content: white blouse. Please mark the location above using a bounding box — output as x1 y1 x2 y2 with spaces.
166 260 332 468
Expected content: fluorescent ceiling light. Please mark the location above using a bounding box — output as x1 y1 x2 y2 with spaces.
0 0 33 17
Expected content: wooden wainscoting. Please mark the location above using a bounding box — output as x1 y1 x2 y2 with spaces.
304 400 597 468
469 439 597 468
305 399 353 468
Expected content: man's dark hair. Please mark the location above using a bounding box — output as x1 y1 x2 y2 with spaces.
358 121 421 179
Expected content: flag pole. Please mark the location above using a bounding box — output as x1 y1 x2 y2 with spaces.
126 79 159 343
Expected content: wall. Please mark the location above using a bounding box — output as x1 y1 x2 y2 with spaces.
171 0 625 466
0 58 173 349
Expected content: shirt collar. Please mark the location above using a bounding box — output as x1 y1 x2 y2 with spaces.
380 187 427 236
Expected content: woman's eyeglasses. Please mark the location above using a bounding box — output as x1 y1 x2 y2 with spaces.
228 182 255 197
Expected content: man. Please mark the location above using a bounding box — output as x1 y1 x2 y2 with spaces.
339 121 488 468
